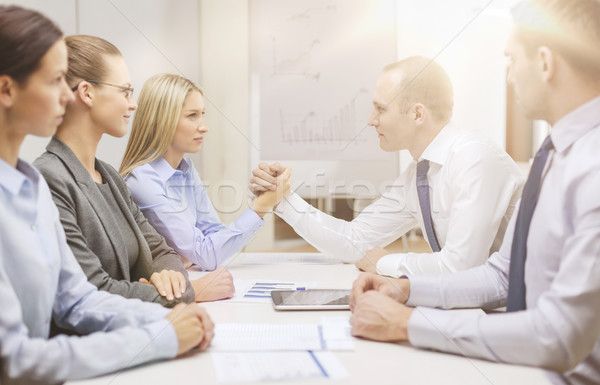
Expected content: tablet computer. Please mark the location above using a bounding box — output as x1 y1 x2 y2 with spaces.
271 289 351 310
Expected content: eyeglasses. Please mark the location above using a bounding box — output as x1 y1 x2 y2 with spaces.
71 80 134 99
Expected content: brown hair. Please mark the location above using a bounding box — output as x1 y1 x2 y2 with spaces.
0 5 63 83
64 35 122 87
383 57 454 124
511 0 600 77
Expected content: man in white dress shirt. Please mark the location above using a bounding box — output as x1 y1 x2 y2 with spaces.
250 57 523 277
349 1 600 384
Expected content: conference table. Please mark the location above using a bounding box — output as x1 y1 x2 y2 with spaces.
67 253 552 385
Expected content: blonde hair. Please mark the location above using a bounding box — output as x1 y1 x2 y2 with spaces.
120 73 203 176
383 57 454 124
64 35 121 87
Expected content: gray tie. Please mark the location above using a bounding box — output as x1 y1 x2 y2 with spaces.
506 136 554 312
416 160 441 252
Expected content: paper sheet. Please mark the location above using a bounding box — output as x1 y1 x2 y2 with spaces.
210 321 354 352
211 351 349 383
221 279 316 303
210 323 324 351
321 316 354 350
242 252 343 265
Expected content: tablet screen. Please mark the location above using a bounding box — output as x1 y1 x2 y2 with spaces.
271 289 350 310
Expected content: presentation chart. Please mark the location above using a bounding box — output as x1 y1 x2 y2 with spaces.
250 0 397 160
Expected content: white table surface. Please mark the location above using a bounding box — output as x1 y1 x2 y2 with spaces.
67 253 552 385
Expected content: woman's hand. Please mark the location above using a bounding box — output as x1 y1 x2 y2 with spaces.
191 267 235 302
139 270 187 301
252 166 292 217
166 303 215 355
249 162 284 195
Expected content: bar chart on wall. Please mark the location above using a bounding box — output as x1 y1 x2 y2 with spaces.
250 0 398 162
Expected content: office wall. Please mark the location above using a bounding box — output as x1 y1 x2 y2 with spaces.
5 0 201 170
6 1 520 251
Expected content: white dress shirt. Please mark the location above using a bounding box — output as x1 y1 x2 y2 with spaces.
0 159 177 384
406 95 600 385
276 124 523 276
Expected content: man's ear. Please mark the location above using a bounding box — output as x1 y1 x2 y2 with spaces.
0 75 16 108
413 103 426 125
538 46 555 83
74 81 94 108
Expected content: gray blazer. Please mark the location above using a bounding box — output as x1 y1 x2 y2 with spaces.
34 137 194 306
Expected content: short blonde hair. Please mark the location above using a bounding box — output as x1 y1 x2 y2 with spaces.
120 73 203 176
511 0 600 79
383 57 454 124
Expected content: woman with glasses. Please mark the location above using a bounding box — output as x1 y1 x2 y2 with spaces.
34 35 234 304
0 7 212 384
120 73 291 271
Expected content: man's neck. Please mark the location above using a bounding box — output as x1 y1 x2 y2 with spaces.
409 121 447 160
546 72 600 125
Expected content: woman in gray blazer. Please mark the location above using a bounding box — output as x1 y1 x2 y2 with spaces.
0 7 212 383
34 35 235 306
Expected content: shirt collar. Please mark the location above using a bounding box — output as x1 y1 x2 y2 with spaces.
150 157 191 181
551 95 600 154
419 123 459 166
0 158 40 196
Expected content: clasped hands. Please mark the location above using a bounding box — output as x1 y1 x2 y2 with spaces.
349 273 414 342
139 271 218 357
145 268 234 357
250 162 292 216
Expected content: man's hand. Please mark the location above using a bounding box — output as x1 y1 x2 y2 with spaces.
191 267 235 302
249 162 285 195
350 273 410 310
252 167 291 217
166 303 215 356
139 270 187 301
349 291 414 342
355 247 391 273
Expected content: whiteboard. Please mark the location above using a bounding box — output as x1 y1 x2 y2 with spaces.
249 0 397 162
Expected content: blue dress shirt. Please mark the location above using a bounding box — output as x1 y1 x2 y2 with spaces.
126 157 263 270
0 158 177 384
406 95 600 385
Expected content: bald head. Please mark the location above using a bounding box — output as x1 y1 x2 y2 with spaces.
383 57 454 124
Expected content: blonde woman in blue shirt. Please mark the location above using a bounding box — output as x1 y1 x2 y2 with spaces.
0 6 212 384
120 73 290 271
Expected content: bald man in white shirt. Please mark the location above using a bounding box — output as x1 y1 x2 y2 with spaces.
251 57 523 278
349 1 600 384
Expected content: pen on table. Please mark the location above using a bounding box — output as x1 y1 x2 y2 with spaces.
250 287 305 292
265 287 306 292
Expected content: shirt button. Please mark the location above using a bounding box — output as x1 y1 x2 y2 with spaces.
31 224 37 231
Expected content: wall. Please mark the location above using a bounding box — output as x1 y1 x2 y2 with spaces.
4 0 200 170
198 0 271 250
5 0 520 251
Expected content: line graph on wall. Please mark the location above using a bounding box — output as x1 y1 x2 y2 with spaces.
250 0 397 160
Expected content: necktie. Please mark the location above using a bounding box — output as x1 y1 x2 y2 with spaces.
416 160 441 252
506 135 554 312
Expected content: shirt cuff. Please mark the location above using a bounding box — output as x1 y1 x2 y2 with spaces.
405 275 444 308
274 193 314 226
407 306 482 356
143 318 179 360
238 208 265 234
376 253 405 277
